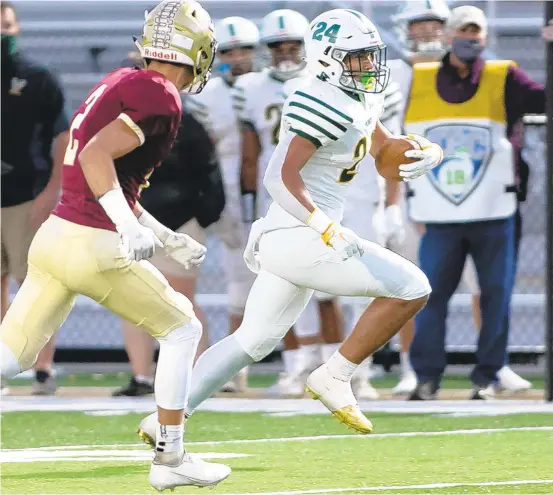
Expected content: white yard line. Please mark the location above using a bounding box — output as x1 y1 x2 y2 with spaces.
226 479 553 495
4 426 552 452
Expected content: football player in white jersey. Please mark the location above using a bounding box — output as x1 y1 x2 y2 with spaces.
136 9 442 436
292 80 405 401
390 0 530 394
186 16 260 393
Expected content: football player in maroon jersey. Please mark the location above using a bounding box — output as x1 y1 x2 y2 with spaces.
0 0 230 490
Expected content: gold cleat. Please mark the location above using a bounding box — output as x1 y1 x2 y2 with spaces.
137 427 155 448
306 385 373 434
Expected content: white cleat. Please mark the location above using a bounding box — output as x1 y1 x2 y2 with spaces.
137 412 157 448
392 371 418 396
305 366 373 434
149 454 231 491
277 372 305 397
220 367 248 394
352 375 380 400
265 372 305 397
497 366 532 392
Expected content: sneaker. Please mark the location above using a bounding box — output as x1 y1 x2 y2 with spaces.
149 453 231 491
471 385 495 400
392 371 418 396
351 375 379 400
220 367 248 393
305 365 373 434
1 377 9 396
407 381 438 401
112 377 154 397
497 366 532 392
32 372 57 396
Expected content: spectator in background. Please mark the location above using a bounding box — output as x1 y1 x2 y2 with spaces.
114 53 225 397
1 1 69 395
404 6 546 400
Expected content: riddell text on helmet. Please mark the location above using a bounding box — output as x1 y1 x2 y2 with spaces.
144 48 178 60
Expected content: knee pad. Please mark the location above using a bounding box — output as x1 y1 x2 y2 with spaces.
0 341 22 379
396 264 432 301
1 322 49 373
234 321 286 362
157 316 202 344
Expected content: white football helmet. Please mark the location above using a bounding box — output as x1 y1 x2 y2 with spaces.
215 17 260 80
304 9 389 94
216 16 260 51
393 0 450 57
261 9 309 80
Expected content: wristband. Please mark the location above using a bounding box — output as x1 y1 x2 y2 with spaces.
97 188 137 230
306 208 336 245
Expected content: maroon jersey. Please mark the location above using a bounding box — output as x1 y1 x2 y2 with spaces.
53 68 182 231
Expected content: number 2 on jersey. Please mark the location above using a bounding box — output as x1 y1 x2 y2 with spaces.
338 137 367 184
63 84 107 166
265 104 283 146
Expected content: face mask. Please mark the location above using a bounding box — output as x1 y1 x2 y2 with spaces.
1 34 17 57
451 37 484 63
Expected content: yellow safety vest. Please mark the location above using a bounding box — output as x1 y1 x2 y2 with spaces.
403 60 517 223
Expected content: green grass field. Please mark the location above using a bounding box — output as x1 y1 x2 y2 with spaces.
7 371 547 391
2 403 553 494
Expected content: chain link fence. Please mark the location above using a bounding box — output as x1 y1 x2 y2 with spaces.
12 0 549 356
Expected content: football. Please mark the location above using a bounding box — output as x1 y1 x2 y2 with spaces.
375 136 421 182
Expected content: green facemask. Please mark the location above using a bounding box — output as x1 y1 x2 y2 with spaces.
1 34 17 56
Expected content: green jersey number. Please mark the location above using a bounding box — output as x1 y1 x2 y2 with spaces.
265 104 283 146
312 22 341 43
338 137 367 184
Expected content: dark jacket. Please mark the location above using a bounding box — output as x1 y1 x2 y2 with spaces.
140 109 225 231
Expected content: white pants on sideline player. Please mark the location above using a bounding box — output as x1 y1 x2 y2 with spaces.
212 194 256 317
185 224 430 414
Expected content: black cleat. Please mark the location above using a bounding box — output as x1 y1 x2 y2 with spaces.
113 377 154 397
407 381 438 401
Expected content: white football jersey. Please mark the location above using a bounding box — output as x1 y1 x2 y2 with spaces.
263 76 384 231
186 77 241 189
233 69 308 215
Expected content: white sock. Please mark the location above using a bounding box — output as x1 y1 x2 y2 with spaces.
155 423 184 466
135 374 154 386
400 352 413 375
321 343 340 362
325 351 358 382
282 349 299 374
0 342 21 379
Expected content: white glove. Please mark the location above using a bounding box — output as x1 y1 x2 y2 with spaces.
327 225 365 261
385 204 406 250
399 134 443 182
163 232 207 270
98 189 162 262
138 210 207 269
307 209 364 261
